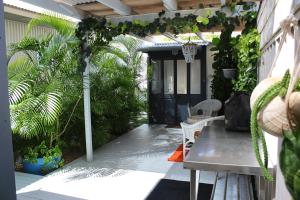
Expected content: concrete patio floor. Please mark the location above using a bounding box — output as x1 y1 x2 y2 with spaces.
16 124 253 200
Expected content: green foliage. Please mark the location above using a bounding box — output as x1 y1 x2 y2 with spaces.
75 3 257 69
251 70 300 198
9 15 147 164
280 129 300 199
89 35 146 137
210 5 258 102
8 15 81 166
8 14 79 142
233 29 260 93
27 14 75 36
210 21 238 102
23 141 64 173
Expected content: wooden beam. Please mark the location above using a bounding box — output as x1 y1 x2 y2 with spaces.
107 7 223 24
91 10 116 16
163 32 182 43
107 4 258 27
162 0 177 11
220 0 226 6
95 0 132 15
75 2 110 12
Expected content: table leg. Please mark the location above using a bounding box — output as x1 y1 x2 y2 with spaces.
223 172 228 200
190 170 200 200
258 176 264 200
265 180 273 200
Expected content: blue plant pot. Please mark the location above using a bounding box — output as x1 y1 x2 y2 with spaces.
23 157 61 175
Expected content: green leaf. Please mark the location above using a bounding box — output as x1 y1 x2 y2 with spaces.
8 80 31 105
294 170 300 198
205 9 212 17
27 14 75 36
212 37 220 46
192 24 199 33
196 16 209 25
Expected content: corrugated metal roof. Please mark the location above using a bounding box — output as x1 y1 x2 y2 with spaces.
4 1 37 14
139 41 209 52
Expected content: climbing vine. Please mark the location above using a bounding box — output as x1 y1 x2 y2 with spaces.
233 28 260 94
75 2 257 71
210 5 258 102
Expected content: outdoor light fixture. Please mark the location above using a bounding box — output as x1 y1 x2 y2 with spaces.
182 41 197 63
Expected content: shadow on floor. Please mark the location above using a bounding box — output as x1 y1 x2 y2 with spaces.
18 189 86 200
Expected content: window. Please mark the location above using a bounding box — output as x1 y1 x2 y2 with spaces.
190 60 201 94
177 60 187 94
151 60 161 94
164 60 174 94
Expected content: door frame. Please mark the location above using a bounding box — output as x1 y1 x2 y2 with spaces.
148 46 207 124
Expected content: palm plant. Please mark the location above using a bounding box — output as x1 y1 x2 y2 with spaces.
9 16 147 159
87 35 146 137
103 35 147 107
99 35 144 87
8 14 81 148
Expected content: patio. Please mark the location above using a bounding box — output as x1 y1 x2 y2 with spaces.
16 124 252 200
1 0 299 199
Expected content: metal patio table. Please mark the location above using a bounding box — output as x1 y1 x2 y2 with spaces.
183 120 275 200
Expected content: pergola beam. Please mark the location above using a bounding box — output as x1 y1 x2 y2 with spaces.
107 4 258 31
0 0 17 199
107 7 222 24
95 0 131 15
162 0 177 11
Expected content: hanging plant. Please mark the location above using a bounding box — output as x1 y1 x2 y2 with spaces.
250 15 300 199
182 41 198 63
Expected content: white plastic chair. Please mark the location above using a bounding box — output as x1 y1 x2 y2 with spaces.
188 99 222 123
180 115 225 160
189 99 222 116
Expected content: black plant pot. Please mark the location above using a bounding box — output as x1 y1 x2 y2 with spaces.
222 68 236 79
224 92 251 132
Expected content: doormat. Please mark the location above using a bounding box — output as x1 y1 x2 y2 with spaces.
145 179 213 200
168 144 183 162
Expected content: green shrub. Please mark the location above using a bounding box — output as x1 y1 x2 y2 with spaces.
233 29 260 93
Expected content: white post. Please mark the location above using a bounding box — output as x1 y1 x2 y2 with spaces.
83 56 93 162
0 0 17 199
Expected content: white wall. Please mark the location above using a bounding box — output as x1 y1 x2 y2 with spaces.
4 19 55 50
257 0 300 199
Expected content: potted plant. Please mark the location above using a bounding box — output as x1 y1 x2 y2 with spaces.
22 141 64 175
7 15 81 174
224 28 260 131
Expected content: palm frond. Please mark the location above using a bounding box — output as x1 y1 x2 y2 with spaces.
8 57 35 79
8 37 41 62
9 37 40 53
10 102 44 139
34 92 62 126
104 46 129 66
27 14 75 37
8 80 32 105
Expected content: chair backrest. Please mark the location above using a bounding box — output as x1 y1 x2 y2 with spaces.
180 120 207 143
190 99 222 116
180 115 225 143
